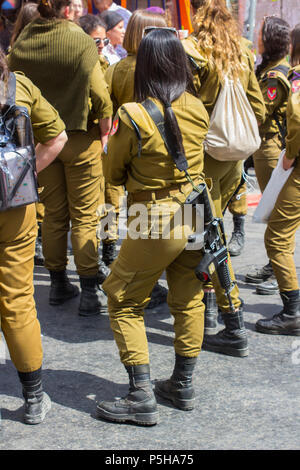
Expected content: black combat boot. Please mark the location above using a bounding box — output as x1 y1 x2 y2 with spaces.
79 275 108 316
146 282 168 309
245 260 273 284
202 306 249 357
228 215 245 257
18 368 51 425
203 290 218 335
102 241 117 266
49 270 79 305
96 364 158 426
154 354 197 411
34 223 44 266
256 291 300 336
97 260 111 284
255 275 279 295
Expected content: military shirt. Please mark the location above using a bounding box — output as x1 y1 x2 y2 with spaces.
105 54 136 115
286 65 300 160
182 35 266 123
256 58 290 137
103 92 209 193
14 72 65 144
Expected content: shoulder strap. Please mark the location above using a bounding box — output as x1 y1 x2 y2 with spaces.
120 105 142 158
6 72 16 107
271 65 290 77
141 98 188 173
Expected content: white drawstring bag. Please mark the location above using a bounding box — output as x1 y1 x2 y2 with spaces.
253 150 294 224
204 77 261 161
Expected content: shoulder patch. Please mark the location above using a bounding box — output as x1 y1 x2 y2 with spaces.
267 87 277 101
110 115 119 136
292 79 300 93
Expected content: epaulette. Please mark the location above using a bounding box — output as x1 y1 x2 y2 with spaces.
266 65 290 91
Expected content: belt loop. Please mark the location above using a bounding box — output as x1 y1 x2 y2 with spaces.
151 191 156 202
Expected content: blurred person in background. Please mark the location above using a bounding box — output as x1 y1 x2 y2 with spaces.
255 23 300 336
79 13 109 72
100 10 125 63
182 0 265 357
9 0 113 317
245 16 291 296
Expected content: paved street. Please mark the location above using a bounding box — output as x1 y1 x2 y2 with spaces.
1 205 300 450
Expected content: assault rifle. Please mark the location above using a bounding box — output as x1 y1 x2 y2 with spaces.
185 182 236 314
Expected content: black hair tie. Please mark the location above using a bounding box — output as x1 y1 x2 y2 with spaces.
165 102 172 109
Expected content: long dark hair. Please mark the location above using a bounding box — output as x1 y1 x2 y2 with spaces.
134 29 195 165
256 16 290 77
291 23 300 67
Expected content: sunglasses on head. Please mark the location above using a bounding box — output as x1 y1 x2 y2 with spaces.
142 26 178 38
94 38 110 47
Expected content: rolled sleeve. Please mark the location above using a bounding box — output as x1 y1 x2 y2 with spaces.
90 61 113 119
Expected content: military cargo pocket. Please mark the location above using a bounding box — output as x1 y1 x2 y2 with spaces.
102 262 136 304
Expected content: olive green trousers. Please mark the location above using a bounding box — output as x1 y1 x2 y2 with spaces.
38 125 103 276
203 154 242 309
0 204 43 372
265 159 300 292
254 134 282 192
228 182 248 216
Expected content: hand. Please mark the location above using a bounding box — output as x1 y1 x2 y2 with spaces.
282 152 295 171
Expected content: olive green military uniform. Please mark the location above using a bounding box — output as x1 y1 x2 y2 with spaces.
0 73 65 373
9 19 113 277
102 93 243 365
182 35 266 303
37 61 112 276
254 58 291 192
228 182 248 216
265 66 300 292
98 55 137 246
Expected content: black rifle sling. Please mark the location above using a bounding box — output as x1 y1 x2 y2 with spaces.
141 98 188 172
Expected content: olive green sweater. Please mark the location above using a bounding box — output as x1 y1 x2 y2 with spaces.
9 19 99 132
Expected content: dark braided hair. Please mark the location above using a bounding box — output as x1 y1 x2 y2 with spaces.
256 16 290 78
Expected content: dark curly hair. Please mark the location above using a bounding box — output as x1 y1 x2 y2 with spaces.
256 16 290 77
291 23 300 67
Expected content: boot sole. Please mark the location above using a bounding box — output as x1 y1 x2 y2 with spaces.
256 289 279 296
244 277 267 285
78 305 108 316
255 325 300 336
96 406 158 426
49 290 80 305
154 387 195 411
24 393 51 425
202 343 249 357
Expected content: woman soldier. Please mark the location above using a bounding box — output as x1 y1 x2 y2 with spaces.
0 50 67 424
96 28 241 426
102 9 169 307
8 0 113 317
245 16 291 295
182 0 265 356
255 24 300 336
79 14 110 73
